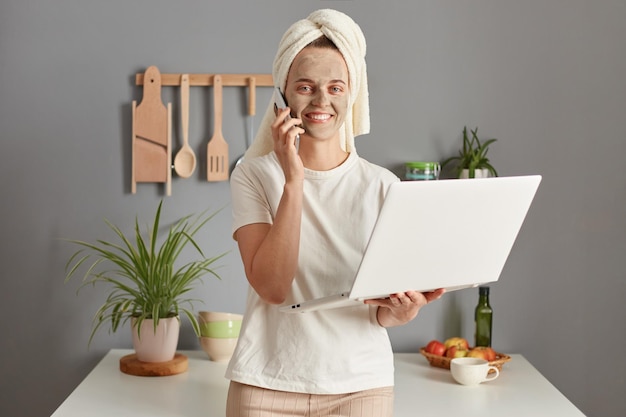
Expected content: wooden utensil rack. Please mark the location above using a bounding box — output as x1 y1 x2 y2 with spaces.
135 73 274 87
132 69 274 196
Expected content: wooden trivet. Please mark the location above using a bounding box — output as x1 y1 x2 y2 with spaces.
119 353 188 377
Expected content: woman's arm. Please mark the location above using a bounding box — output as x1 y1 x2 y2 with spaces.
235 107 306 305
235 181 303 304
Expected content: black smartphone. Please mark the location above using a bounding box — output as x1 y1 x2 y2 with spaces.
273 87 300 150
273 87 289 113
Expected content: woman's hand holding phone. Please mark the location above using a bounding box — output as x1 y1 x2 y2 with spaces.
272 88 305 183
273 88 303 151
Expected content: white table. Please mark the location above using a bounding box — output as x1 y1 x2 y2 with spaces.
52 349 584 417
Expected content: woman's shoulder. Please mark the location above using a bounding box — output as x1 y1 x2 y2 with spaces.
240 152 278 169
353 154 400 184
232 152 281 180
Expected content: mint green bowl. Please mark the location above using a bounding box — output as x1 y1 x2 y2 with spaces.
199 319 242 338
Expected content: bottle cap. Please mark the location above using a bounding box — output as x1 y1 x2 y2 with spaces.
479 286 490 295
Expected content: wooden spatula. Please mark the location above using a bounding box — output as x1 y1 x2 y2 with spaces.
206 74 229 181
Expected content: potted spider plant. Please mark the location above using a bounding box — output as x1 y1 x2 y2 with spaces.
64 201 226 362
442 126 499 178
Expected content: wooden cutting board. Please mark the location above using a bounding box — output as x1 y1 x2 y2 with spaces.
132 65 172 195
119 353 188 377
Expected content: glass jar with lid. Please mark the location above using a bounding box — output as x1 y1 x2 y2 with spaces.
404 161 440 181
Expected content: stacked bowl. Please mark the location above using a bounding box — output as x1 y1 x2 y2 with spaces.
198 311 243 362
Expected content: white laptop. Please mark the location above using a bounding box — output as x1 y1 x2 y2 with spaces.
279 175 542 313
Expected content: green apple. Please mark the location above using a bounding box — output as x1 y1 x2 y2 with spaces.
445 346 468 358
444 337 469 351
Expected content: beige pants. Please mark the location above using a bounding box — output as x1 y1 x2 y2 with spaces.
226 381 394 417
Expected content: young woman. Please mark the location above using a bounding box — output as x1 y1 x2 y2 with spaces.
226 9 444 417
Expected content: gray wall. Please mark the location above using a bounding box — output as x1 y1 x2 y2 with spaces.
1 1 624 416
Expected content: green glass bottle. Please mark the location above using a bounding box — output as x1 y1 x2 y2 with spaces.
474 286 493 347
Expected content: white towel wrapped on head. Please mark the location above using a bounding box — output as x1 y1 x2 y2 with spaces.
244 9 369 158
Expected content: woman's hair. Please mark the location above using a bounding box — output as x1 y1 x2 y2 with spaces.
306 35 338 50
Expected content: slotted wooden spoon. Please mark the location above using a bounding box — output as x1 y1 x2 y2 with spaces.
173 74 196 178
206 74 229 181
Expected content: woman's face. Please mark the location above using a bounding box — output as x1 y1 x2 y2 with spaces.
284 47 350 144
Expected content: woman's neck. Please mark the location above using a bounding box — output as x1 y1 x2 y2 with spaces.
299 140 349 171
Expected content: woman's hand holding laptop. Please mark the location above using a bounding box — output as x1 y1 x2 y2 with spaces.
365 288 446 327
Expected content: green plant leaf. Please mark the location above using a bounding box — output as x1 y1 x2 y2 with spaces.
441 126 499 177
64 201 228 346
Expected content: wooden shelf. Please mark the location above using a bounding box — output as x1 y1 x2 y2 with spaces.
135 73 274 87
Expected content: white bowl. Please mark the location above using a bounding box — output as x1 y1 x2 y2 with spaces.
197 311 243 338
199 336 238 362
198 311 243 322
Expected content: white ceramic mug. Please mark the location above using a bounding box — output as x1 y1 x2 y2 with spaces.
450 357 500 386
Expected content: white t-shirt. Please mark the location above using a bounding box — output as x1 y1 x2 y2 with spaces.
226 151 400 394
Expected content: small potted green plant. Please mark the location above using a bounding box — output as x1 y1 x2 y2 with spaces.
64 201 226 362
442 126 499 178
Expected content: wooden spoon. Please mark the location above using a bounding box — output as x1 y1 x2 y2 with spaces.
173 74 196 178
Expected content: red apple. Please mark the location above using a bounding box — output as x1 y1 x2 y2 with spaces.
444 337 469 351
425 340 446 356
468 346 497 361
445 346 468 358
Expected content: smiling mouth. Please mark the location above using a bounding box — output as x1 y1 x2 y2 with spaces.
305 113 333 122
